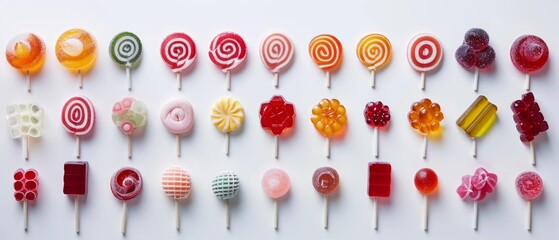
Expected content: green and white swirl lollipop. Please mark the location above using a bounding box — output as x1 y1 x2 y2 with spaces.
109 32 142 90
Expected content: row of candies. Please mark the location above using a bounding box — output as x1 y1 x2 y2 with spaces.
5 28 547 92
13 164 542 233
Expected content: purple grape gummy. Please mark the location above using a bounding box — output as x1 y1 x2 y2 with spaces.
464 28 489 51
475 46 495 69
455 44 476 69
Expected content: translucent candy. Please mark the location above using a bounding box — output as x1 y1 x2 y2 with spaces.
6 103 44 139
310 99 347 137
456 96 497 138
408 98 444 135
414 168 438 195
368 162 391 198
111 97 147 135
364 101 390 128
55 29 97 73
259 95 295 135
110 167 142 201
63 161 88 196
5 33 46 74
515 171 543 201
13 168 39 202
510 35 548 73
312 167 339 195
511 92 548 142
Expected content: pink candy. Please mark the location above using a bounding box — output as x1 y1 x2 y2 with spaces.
160 98 194 135
515 171 543 201
111 167 143 201
261 168 290 199
457 168 497 201
13 169 39 202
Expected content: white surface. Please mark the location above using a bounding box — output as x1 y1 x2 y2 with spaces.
0 0 558 239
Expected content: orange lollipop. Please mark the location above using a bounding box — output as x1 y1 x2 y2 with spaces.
311 99 347 158
55 29 97 89
5 33 46 92
407 98 444 159
356 34 392 88
309 34 343 88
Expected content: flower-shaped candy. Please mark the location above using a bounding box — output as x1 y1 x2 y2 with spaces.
456 167 497 201
408 98 443 135
211 97 244 133
311 99 347 138
260 95 295 135
364 101 390 128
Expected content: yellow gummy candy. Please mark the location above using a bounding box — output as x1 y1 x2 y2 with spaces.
55 29 97 73
211 97 244 133
456 96 497 138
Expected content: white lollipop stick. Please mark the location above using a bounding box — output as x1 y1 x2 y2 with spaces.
422 195 429 231
175 200 180 231
78 70 83 89
22 136 29 160
472 201 478 230
473 68 479 92
525 74 531 91
274 73 279 88
372 197 378 230
373 128 379 158
121 201 127 235
273 200 278 229
326 138 331 158
526 200 532 231
75 196 80 234
23 199 28 231
370 71 376 88
176 73 181 90
274 136 279 159
26 71 31 93
530 141 536 166
323 195 328 229
226 71 231 91
422 135 428 159
225 133 230 156
472 138 477 158
225 199 230 229
127 135 132 159
420 72 426 90
76 136 81 159
326 71 331 88
126 65 131 91
176 135 181 157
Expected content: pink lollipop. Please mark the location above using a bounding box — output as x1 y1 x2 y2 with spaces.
13 168 38 231
111 167 142 235
456 167 497 230
510 35 549 90
208 32 247 90
61 95 95 158
160 98 194 157
312 167 339 229
261 168 291 229
260 33 294 87
515 171 543 231
162 166 191 230
161 33 196 90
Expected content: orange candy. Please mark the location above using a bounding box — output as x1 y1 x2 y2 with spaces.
308 34 343 72
311 99 347 137
408 98 444 135
5 33 46 74
55 29 97 73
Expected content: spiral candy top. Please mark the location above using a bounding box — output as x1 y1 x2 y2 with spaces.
210 97 244 133
162 166 191 200
160 98 194 135
161 33 196 73
212 171 240 200
309 34 343 71
260 33 294 73
5 33 46 73
356 34 392 71
55 29 97 72
407 33 443 72
209 32 247 73
109 32 142 67
111 167 143 201
7 103 44 139
61 95 96 136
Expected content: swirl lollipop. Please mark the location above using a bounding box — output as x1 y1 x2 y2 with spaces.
6 103 44 160
261 168 290 229
515 171 543 231
309 34 343 88
5 33 46 92
13 168 39 230
111 167 142 235
510 35 549 90
311 99 347 158
162 166 191 231
112 97 147 159
161 98 194 157
161 33 196 90
408 98 444 159
212 171 240 229
55 29 97 89
407 33 443 90
110 32 142 90
357 34 392 88
209 32 247 90
260 33 294 87
61 96 96 158
312 167 339 229
211 97 244 156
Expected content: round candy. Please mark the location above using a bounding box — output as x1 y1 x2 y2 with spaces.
259 95 295 135
7 103 44 139
161 33 196 73
310 99 347 137
364 101 391 128
61 96 95 136
112 97 147 135
210 97 244 133
414 168 438 195
408 98 444 135
260 33 294 73
464 28 490 51
407 33 443 72
13 168 39 202
208 32 247 73
5 33 46 73
356 34 392 71
110 167 142 201
261 168 290 199
515 171 543 201
162 166 191 200
510 35 549 73
160 98 194 135
109 32 142 67
309 34 343 72
55 29 97 72
312 167 339 195
211 171 240 200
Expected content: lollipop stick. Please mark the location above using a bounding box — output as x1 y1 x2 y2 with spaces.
76 136 81 159
423 195 429 231
226 71 231 91
225 133 230 156
530 141 536 166
420 72 426 90
472 201 478 230
126 65 131 91
176 135 181 157
372 197 378 230
274 73 279 88
373 128 379 158
26 71 31 93
121 201 127 235
22 136 29 160
472 138 477 158
326 138 331 158
473 68 479 92
225 199 230 229
176 73 181 90
273 200 278 229
525 74 531 91
78 70 83 89
23 199 28 231
370 71 376 88
526 200 532 231
127 135 132 159
422 135 428 159
274 136 279 159
75 196 80 234
323 195 328 229
175 200 180 231
326 71 331 88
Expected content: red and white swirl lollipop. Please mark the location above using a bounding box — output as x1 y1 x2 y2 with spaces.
111 167 142 235
209 32 247 90
407 33 443 90
260 33 294 88
161 33 196 90
61 96 95 159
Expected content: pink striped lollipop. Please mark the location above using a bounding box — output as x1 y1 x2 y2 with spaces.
162 166 191 231
407 33 443 90
209 32 247 90
161 33 196 90
260 33 294 87
61 95 95 158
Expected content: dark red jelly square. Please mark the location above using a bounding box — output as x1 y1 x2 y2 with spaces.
368 162 391 198
63 161 88 196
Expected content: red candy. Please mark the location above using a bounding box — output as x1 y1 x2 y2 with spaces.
414 168 438 195
511 92 549 142
13 168 39 202
110 167 143 201
364 101 390 128
63 161 88 196
368 162 391 198
510 35 549 73
312 167 339 195
259 95 295 135
455 28 495 70
515 171 543 201
456 168 497 201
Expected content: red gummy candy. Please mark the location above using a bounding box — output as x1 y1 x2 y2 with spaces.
259 95 295 135
13 168 39 202
510 92 548 142
63 161 89 196
510 35 549 73
364 101 391 128
368 162 391 198
414 168 438 195
312 167 339 195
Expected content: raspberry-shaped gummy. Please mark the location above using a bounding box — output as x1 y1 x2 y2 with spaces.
364 101 390 128
511 92 548 142
408 98 444 135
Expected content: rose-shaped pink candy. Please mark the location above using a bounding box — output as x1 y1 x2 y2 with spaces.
160 98 194 135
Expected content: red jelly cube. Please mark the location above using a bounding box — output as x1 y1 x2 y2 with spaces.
368 162 391 198
63 161 88 196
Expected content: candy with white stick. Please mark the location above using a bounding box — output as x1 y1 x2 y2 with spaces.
111 97 147 159
55 29 97 89
5 33 46 92
414 168 438 231
309 34 343 88
212 171 240 229
515 171 543 231
356 34 392 88
261 168 290 229
312 167 339 229
209 32 247 90
510 92 548 165
161 33 196 90
110 32 143 91
407 33 443 90
364 101 391 158
455 28 495 92
311 99 347 158
260 33 294 87
408 98 444 159
7 103 44 160
368 162 391 230
457 168 497 230
259 95 295 159
210 97 244 156
162 166 191 231
13 168 39 231
510 35 548 91
63 161 88 234
161 98 194 157
111 167 142 235
62 96 96 159
456 96 497 158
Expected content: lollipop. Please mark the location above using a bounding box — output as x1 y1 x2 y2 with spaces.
368 162 391 230
260 33 294 87
407 33 443 90
63 161 88 233
259 95 295 159
457 96 497 157
212 171 240 229
311 99 347 158
210 97 244 156
5 33 46 92
13 168 39 231
414 168 438 231
61 96 96 158
510 35 549 90
312 167 339 229
208 32 247 90
356 34 392 88
161 33 196 90
55 29 97 89
407 98 444 159
261 168 290 229
112 97 147 159
162 166 191 231
515 171 543 231
160 98 194 157
511 92 548 165
109 32 143 90
456 168 497 230
455 28 496 91
111 167 142 235
6 103 44 160
364 101 391 158
309 34 343 88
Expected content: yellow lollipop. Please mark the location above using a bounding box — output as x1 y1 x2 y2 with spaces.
55 29 97 88
356 34 392 88
5 33 46 92
211 96 244 155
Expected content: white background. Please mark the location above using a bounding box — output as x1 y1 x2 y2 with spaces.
0 0 558 239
